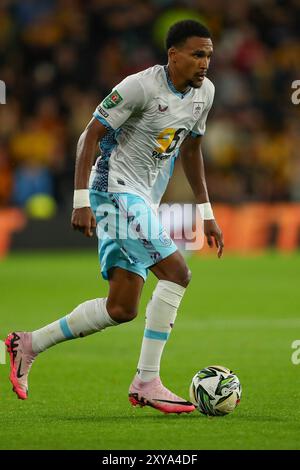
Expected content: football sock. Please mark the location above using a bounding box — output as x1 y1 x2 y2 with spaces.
31 298 118 353
137 280 185 382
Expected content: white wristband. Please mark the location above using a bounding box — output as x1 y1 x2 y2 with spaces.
73 189 90 209
197 202 214 220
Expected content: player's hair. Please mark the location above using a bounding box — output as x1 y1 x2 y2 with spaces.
166 20 211 50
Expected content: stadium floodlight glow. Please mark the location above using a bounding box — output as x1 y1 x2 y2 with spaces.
0 80 6 104
0 340 6 364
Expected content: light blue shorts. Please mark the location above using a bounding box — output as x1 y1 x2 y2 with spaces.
89 190 178 282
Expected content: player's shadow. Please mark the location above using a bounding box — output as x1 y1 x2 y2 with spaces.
42 412 297 424
42 413 199 423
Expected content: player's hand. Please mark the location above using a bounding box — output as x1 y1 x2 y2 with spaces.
204 219 224 258
71 207 96 238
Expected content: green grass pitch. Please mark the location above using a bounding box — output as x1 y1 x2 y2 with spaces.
0 250 300 450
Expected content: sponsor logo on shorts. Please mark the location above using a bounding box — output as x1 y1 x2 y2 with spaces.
97 105 109 118
102 90 123 109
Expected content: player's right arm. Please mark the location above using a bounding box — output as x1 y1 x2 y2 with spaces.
72 74 146 237
71 118 108 237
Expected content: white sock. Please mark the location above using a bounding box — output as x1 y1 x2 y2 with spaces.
32 298 118 353
137 280 185 382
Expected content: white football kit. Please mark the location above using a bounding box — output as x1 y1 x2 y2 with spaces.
90 65 215 280
91 64 214 209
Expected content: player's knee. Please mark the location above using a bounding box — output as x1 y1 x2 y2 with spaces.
186 268 192 285
107 304 138 324
179 267 192 287
168 267 191 288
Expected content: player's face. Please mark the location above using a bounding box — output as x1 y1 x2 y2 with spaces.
173 36 213 88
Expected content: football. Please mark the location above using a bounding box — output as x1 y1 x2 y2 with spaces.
189 365 241 416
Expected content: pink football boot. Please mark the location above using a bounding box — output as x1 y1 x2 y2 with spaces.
5 332 37 400
129 375 195 414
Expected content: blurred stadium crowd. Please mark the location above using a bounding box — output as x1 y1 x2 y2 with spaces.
1 0 300 212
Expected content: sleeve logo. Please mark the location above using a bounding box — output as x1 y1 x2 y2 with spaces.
96 105 109 118
102 90 123 109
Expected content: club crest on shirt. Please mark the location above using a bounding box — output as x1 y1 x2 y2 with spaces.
193 102 204 119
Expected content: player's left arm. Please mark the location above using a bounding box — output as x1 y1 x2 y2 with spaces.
180 134 224 258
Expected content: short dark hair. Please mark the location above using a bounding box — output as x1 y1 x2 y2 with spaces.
166 20 211 50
